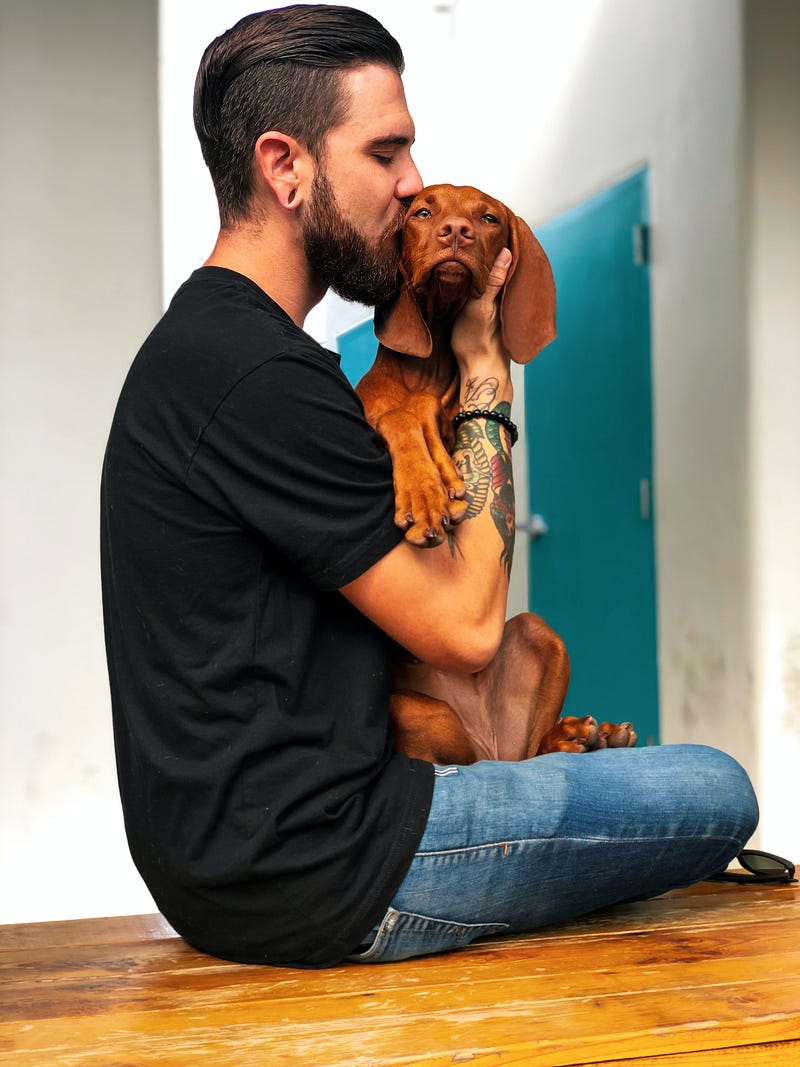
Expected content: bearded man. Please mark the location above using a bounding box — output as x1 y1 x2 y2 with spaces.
101 5 757 968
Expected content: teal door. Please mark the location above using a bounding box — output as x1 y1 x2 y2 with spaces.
525 171 659 744
337 318 377 388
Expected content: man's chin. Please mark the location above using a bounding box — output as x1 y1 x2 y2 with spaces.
328 244 401 306
328 269 399 307
302 204 402 306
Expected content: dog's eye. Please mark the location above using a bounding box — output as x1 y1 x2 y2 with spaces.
413 208 432 219
481 213 500 225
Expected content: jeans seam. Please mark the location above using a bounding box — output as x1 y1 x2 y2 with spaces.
391 908 508 928
417 832 745 858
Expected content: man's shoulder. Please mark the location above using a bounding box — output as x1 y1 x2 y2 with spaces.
159 267 300 364
131 267 337 398
108 267 356 473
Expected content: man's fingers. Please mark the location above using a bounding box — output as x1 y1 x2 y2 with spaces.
484 247 512 297
450 246 513 367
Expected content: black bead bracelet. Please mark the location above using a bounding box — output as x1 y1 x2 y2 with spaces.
451 408 519 447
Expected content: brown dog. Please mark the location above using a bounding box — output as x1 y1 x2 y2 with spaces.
356 184 636 763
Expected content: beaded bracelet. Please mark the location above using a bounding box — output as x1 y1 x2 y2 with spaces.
451 408 519 447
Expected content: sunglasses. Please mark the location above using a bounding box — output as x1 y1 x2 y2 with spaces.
708 848 796 885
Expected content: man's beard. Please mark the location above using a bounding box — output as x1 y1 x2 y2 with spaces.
301 171 407 306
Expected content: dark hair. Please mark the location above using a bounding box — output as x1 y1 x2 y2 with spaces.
194 5 405 227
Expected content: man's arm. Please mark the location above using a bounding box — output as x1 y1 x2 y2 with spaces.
341 250 515 673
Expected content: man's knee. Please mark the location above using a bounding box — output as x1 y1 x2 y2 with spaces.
689 744 759 843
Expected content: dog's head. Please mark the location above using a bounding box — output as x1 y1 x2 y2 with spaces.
375 183 556 364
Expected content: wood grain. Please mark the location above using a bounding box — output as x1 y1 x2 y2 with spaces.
1 878 799 1066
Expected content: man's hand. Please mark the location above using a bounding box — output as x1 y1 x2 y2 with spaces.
450 247 513 379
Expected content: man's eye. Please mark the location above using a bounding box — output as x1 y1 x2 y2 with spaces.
414 208 432 219
481 213 500 224
373 154 394 166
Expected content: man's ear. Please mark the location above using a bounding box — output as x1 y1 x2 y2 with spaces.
253 131 313 210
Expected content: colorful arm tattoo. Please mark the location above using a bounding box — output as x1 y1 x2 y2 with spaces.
450 396 516 575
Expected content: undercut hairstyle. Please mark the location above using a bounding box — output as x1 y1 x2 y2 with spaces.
194 4 405 227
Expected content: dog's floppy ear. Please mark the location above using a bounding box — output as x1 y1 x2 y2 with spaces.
374 267 432 358
501 213 556 364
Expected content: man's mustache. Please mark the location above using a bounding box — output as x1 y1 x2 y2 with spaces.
383 199 413 245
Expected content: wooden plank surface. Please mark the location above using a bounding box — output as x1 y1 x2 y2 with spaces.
1 879 799 1066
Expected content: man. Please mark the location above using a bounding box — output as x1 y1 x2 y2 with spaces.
102 5 757 967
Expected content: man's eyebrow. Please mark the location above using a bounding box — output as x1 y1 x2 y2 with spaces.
365 135 414 150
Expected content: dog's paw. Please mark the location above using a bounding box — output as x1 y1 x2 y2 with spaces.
396 482 465 547
536 716 638 756
397 508 449 547
594 721 638 749
536 715 600 755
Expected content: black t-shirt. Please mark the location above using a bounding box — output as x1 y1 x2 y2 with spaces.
101 267 434 966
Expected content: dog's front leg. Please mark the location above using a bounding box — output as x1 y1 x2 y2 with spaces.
375 395 466 546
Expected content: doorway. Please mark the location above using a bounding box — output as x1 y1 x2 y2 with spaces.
524 170 659 744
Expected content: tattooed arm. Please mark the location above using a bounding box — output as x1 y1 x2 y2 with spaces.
450 390 515 575
447 247 516 573
341 250 514 673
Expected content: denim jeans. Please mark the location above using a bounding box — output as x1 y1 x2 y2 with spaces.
350 745 758 963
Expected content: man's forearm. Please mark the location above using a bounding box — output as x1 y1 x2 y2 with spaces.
448 368 515 570
432 365 514 653
451 413 515 575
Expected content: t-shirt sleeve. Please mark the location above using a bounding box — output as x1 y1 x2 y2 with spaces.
185 347 404 590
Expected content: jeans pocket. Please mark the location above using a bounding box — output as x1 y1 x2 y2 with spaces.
348 907 509 964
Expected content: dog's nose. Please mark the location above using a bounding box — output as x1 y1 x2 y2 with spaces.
437 215 474 247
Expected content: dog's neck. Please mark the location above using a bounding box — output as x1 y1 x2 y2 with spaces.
416 290 468 408
426 311 462 357
421 275 471 330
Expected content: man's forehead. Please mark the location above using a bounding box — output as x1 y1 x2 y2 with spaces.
336 63 416 143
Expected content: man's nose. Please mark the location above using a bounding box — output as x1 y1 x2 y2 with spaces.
396 157 424 201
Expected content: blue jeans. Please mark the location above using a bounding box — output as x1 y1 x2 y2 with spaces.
350 745 758 963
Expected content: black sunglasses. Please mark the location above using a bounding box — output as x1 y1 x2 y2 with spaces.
708 848 796 885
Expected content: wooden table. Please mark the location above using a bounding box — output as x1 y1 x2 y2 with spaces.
2 876 799 1065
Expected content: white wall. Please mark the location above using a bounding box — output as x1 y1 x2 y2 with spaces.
0 0 162 921
3 0 797 924
746 0 800 859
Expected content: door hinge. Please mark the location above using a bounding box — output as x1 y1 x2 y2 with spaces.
632 223 649 266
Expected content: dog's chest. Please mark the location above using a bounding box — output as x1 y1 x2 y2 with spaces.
397 348 459 401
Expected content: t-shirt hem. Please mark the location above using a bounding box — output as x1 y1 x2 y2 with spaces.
158 758 435 969
291 757 436 967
